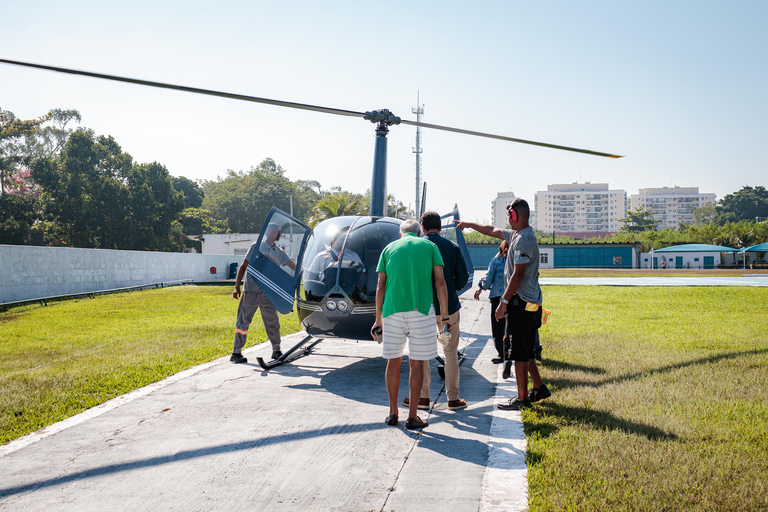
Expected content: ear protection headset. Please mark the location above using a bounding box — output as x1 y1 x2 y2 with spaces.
507 205 518 224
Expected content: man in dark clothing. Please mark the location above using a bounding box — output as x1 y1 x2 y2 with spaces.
411 211 470 410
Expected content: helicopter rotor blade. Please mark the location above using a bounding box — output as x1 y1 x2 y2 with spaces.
0 57 366 120
399 119 622 159
1 57 622 158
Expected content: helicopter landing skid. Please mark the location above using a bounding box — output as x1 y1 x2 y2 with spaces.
256 335 324 370
435 349 467 380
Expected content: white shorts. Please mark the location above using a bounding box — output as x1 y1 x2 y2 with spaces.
381 306 438 361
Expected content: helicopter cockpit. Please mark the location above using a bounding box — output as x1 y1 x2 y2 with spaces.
298 216 402 339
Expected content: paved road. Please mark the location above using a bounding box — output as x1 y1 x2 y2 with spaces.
0 298 527 512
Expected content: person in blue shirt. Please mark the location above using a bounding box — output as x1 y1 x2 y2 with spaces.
474 240 508 363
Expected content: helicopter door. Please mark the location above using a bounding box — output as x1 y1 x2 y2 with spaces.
440 210 474 296
247 207 312 314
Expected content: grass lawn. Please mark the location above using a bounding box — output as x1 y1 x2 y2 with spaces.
529 286 768 511
2 283 767 510
0 285 302 445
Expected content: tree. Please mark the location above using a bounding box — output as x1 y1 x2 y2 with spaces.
202 158 306 232
178 207 228 236
172 176 204 208
19 109 81 160
32 129 183 251
689 203 717 226
125 162 185 251
0 109 52 195
618 206 661 232
0 194 38 244
307 190 367 227
715 186 768 224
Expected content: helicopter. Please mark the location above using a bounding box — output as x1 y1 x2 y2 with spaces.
0 57 622 372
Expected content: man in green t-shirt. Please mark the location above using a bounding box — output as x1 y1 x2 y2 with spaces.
371 220 451 430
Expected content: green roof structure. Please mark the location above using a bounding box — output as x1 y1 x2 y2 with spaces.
744 243 768 252
653 244 739 253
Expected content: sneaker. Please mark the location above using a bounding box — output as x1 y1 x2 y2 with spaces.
448 398 467 410
529 384 551 403
497 398 531 411
403 397 430 410
502 360 512 379
491 357 503 364
230 353 247 364
271 350 283 360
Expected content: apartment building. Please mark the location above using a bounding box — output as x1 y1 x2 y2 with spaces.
535 183 626 236
491 191 519 227
629 187 716 229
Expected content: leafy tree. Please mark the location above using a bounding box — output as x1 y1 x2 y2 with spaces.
715 186 768 224
0 194 38 244
618 206 660 232
125 162 185 251
172 176 204 208
32 130 183 251
178 207 228 236
307 190 367 227
19 109 81 160
0 109 52 195
688 203 717 226
202 158 317 232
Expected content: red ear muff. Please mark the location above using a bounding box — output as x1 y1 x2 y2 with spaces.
508 208 518 224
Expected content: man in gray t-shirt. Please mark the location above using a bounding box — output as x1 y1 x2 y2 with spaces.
456 198 550 411
229 223 296 364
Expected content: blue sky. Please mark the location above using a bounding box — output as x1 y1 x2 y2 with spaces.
2 1 766 223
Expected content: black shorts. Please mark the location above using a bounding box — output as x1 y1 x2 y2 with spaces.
504 295 542 362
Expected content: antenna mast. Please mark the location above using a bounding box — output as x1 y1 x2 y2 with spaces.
412 92 424 218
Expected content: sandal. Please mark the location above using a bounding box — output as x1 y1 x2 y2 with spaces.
405 416 428 430
385 414 398 426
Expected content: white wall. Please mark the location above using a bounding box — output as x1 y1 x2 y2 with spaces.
0 245 238 304
639 251 723 269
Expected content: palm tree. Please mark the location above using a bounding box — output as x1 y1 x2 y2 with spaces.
307 191 367 227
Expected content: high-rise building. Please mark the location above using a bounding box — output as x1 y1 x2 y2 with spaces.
629 187 716 229
491 191 518 227
535 183 626 236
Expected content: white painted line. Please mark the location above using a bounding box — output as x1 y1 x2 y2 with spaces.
479 363 529 512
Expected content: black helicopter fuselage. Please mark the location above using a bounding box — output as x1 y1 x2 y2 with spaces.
297 215 401 341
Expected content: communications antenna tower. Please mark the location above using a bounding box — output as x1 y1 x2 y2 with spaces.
412 92 424 217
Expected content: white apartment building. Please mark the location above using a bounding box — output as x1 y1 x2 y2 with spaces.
535 183 626 236
491 191 519 228
629 187 716 229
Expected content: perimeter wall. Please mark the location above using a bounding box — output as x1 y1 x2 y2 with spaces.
0 245 238 304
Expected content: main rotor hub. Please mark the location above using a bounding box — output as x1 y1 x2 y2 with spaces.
364 109 401 136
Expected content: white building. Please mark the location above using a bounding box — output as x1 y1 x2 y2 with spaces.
629 187 716 230
535 183 626 236
491 192 518 228
200 233 260 256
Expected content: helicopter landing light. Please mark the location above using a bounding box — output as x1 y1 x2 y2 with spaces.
337 300 349 312
326 301 337 311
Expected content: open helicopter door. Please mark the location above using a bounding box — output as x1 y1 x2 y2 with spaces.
247 207 312 314
440 207 474 296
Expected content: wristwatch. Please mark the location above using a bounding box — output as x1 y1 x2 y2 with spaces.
500 297 509 304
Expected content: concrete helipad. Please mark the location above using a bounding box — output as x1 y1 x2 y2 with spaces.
0 298 527 512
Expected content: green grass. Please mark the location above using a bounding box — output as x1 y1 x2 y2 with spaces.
528 286 768 511
0 285 302 445
2 283 767 510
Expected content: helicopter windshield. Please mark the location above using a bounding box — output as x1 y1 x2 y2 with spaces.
302 216 401 303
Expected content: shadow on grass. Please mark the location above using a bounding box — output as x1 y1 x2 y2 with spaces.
548 348 768 391
531 402 677 441
542 359 607 374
